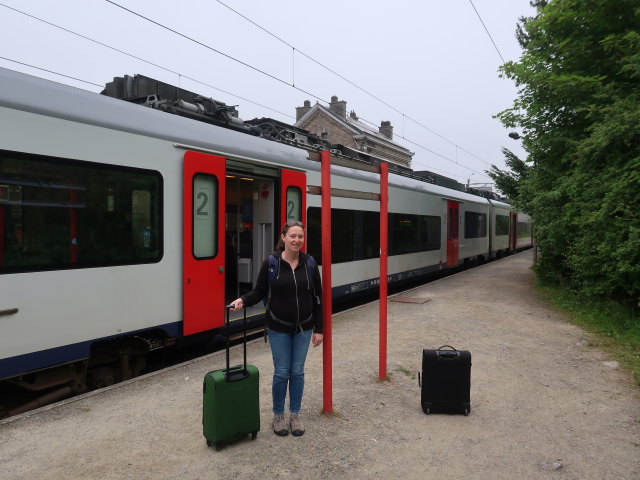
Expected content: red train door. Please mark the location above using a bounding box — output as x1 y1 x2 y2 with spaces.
183 151 226 335
447 201 459 267
280 169 307 249
509 212 517 250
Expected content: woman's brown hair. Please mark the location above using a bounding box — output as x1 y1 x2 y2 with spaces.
275 220 305 252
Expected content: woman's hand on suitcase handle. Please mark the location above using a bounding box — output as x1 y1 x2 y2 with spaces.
229 298 244 311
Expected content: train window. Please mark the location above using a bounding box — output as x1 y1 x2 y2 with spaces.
516 221 531 238
464 211 487 239
0 150 162 274
390 213 441 255
332 209 355 263
418 215 441 251
286 187 302 222
193 174 218 259
306 207 354 265
308 207 441 263
307 207 321 262
495 215 509 236
361 211 380 260
390 213 417 255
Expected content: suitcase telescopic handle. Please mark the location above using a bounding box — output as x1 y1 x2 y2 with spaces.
223 304 248 378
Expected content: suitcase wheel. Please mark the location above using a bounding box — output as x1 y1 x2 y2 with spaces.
206 439 222 451
251 432 258 440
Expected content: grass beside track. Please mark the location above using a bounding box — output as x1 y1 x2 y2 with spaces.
537 282 640 387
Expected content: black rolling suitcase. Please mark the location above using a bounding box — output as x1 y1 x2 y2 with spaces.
419 345 471 415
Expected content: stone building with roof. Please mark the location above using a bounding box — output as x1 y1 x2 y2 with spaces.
294 96 413 168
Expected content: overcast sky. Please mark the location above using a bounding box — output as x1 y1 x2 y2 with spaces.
0 0 534 188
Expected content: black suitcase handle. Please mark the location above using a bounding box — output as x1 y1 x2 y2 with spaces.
437 345 459 358
224 305 249 382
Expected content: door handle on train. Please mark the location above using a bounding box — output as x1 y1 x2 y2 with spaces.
0 308 19 316
219 266 224 273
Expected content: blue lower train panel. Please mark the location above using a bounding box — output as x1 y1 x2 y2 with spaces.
331 264 443 298
0 321 182 380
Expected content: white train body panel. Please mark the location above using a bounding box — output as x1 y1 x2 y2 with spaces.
0 106 182 360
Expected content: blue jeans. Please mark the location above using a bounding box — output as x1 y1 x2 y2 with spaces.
267 328 312 414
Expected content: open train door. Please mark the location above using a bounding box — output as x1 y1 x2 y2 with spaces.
183 151 226 335
447 200 459 267
280 169 307 249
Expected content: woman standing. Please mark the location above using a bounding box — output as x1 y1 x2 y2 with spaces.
229 221 323 437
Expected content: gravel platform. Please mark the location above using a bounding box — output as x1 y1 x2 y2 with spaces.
1 250 639 480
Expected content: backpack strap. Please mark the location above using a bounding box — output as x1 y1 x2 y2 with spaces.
263 254 279 309
305 254 320 305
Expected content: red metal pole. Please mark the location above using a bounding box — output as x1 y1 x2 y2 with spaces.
379 162 388 380
321 150 333 413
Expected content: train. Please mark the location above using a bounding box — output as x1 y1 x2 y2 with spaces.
0 67 532 416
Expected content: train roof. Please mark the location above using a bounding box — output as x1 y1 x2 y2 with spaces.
0 67 502 208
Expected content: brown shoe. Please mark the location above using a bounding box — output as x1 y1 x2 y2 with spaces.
290 412 305 437
273 413 289 436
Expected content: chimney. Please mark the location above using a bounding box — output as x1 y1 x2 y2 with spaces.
329 95 347 118
296 100 312 122
379 120 393 140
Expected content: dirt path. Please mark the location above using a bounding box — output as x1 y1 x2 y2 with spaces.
1 251 639 479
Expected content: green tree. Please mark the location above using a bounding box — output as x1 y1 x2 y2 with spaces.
487 147 531 211
492 0 640 304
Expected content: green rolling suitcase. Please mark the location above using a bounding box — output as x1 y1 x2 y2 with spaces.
202 306 260 450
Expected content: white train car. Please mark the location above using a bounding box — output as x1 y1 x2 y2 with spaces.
0 68 529 412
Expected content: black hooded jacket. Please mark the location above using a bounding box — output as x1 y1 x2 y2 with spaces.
240 251 323 334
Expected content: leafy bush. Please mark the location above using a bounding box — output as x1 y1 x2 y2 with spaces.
492 0 640 306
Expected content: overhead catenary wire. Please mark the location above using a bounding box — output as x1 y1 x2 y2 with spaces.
106 0 328 107
0 56 103 88
0 2 180 77
468 0 506 64
106 0 496 181
0 1 497 183
214 0 497 169
356 115 493 181
0 2 294 119
0 1 457 179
